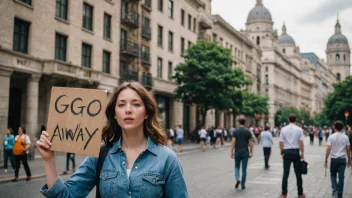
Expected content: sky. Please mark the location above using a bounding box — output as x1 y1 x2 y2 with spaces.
211 0 352 63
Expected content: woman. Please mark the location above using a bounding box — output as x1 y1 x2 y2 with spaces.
13 126 32 181
37 82 188 197
3 128 15 173
198 126 207 152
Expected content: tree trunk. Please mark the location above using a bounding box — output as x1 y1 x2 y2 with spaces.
233 113 237 128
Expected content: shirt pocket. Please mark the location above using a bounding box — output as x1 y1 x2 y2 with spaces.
100 169 119 197
140 172 165 198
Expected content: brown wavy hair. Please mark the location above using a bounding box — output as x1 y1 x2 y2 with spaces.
102 81 167 146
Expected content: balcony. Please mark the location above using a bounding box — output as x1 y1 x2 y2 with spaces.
120 40 140 57
142 26 151 40
142 0 152 11
121 9 139 28
141 51 151 65
120 69 139 82
142 73 153 88
125 0 141 2
198 12 213 30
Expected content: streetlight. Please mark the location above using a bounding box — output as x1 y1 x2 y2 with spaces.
344 111 349 127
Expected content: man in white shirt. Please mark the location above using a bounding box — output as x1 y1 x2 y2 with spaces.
176 125 184 152
279 114 305 198
324 121 351 198
261 126 273 169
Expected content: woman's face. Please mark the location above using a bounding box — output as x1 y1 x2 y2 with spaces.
18 127 23 135
115 88 147 132
6 129 10 135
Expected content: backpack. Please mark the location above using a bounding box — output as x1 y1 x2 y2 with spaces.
13 135 27 155
95 144 112 198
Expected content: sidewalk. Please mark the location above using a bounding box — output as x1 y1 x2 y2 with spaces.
0 141 224 184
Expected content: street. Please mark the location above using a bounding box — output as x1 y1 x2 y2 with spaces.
0 137 351 197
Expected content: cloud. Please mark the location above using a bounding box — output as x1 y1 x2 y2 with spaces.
301 0 352 23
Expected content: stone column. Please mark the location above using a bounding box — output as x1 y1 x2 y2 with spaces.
0 68 12 165
26 74 41 160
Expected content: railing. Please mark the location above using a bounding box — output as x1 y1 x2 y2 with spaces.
143 0 151 9
142 26 151 39
141 51 151 65
142 73 153 87
120 69 139 82
120 40 140 57
121 9 139 27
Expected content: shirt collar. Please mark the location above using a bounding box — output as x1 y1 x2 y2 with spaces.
110 136 159 156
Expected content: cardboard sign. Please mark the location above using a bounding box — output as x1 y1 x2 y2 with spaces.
47 87 108 157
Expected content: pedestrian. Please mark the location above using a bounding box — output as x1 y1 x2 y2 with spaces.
279 113 305 198
309 127 314 145
324 121 351 198
318 128 323 146
176 124 184 152
230 115 253 190
36 82 188 197
3 128 15 173
12 126 32 182
63 152 76 175
215 126 222 148
261 126 273 169
198 126 207 152
325 127 330 142
254 126 260 144
167 127 175 149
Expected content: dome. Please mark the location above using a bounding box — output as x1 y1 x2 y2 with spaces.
247 0 272 23
278 24 296 45
327 20 349 45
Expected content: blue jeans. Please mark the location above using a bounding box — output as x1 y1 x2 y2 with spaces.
330 158 346 198
234 155 249 188
3 149 15 169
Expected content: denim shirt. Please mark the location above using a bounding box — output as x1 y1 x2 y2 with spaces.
40 137 188 198
3 135 15 150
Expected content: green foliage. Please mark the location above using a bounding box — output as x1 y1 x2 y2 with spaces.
239 91 269 117
314 112 331 127
173 40 251 126
322 76 352 125
274 106 314 127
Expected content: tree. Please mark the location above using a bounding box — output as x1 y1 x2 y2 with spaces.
274 106 314 127
239 91 269 117
173 40 251 127
314 112 330 127
323 76 352 125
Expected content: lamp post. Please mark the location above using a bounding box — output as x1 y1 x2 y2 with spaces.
344 111 349 127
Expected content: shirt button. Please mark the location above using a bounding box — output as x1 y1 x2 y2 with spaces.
134 165 138 169
104 175 108 179
152 179 156 184
122 172 125 176
128 191 131 195
122 161 126 165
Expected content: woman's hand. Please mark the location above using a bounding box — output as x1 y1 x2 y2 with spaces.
36 131 55 161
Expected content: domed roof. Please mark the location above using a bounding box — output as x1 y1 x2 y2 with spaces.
278 24 296 45
247 0 272 23
327 20 349 45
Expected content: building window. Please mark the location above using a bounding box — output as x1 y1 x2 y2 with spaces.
343 54 346 62
213 33 217 42
103 13 111 39
219 38 223 46
120 60 128 72
82 43 92 68
336 54 340 63
168 61 173 79
265 88 268 96
265 74 268 85
256 36 260 45
20 0 31 5
265 66 268 72
168 31 173 52
13 18 30 53
56 0 68 20
181 9 185 26
83 3 93 31
144 0 151 8
102 50 111 74
283 48 286 54
193 18 196 32
181 37 185 55
120 29 127 49
168 0 173 18
157 25 163 47
188 14 192 30
230 45 233 55
55 33 67 61
336 73 341 81
157 57 163 78
158 0 163 12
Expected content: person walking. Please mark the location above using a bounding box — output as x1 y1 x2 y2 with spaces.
198 126 207 152
12 126 32 182
215 126 222 148
309 128 314 145
230 116 253 190
167 127 175 149
36 82 188 197
176 124 184 152
318 128 323 146
3 128 15 173
63 153 76 175
324 121 351 198
261 126 273 169
280 113 305 198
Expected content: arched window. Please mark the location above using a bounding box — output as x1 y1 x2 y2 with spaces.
265 74 268 85
336 54 340 63
336 73 341 81
283 48 286 54
256 36 260 45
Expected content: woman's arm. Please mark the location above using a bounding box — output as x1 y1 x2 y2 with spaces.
164 158 188 198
